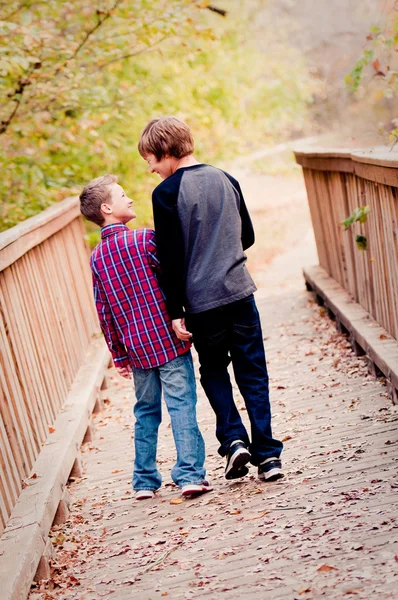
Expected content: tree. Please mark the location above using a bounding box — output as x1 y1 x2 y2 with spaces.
0 0 314 232
346 4 398 148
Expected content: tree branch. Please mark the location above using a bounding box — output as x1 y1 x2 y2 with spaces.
206 5 227 17
91 37 168 72
0 75 32 135
70 0 124 61
1 0 47 20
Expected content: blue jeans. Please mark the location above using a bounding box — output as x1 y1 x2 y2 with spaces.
132 352 206 491
186 295 283 465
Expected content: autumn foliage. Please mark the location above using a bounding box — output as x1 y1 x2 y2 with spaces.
0 0 312 232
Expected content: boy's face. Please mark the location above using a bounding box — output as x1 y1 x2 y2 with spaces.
102 183 136 224
144 153 178 180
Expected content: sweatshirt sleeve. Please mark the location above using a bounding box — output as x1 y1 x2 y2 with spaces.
152 184 186 319
223 172 255 251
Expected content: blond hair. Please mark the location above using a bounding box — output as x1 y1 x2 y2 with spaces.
79 174 117 226
138 116 194 160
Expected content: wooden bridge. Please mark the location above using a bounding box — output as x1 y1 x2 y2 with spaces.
0 148 397 599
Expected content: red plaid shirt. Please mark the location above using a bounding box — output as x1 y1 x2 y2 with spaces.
90 224 189 369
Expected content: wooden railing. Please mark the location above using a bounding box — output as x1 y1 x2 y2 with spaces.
0 198 99 536
294 148 398 341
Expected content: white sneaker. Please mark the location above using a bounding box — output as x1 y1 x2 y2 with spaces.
258 457 284 481
135 490 155 500
181 480 213 497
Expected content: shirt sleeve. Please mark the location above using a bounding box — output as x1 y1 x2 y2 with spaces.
223 172 255 251
152 185 186 319
92 270 130 369
145 229 160 274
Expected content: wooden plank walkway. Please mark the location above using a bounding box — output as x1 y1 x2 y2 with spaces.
29 286 398 600
28 169 398 599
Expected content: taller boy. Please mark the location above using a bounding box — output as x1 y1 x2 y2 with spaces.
139 116 283 481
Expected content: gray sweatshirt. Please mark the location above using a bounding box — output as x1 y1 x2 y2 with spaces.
152 163 256 318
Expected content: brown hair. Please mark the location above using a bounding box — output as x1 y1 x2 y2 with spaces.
79 174 117 226
138 116 194 161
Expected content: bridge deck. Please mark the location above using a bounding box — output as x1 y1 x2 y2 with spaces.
29 285 398 600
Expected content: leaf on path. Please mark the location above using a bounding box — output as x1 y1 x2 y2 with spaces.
52 532 66 545
282 435 292 442
297 587 312 595
170 498 184 505
317 564 338 572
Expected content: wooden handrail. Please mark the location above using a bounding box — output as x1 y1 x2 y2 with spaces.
0 197 101 537
294 146 398 342
294 147 398 185
0 197 80 271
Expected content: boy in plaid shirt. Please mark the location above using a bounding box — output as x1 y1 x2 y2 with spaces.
80 174 211 500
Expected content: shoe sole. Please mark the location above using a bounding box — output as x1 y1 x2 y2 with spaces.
226 465 249 480
225 448 251 480
258 468 284 482
181 485 213 497
136 492 155 500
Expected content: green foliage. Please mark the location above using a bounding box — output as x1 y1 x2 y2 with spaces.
345 5 398 147
342 205 370 230
345 50 374 92
342 206 370 252
0 0 314 233
355 235 368 251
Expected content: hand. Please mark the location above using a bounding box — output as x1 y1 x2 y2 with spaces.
116 365 133 379
172 318 192 341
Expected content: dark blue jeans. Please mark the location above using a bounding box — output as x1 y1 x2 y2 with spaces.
186 294 283 465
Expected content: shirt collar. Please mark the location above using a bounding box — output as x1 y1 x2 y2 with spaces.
101 223 130 239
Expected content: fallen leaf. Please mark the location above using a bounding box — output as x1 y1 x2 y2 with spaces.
282 435 292 442
170 498 184 505
48 426 55 434
111 469 124 474
297 587 312 595
52 532 66 545
317 564 338 572
379 334 387 340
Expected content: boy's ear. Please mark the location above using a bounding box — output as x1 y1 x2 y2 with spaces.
101 202 113 215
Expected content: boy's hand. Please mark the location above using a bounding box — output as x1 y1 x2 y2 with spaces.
172 318 192 341
116 365 133 379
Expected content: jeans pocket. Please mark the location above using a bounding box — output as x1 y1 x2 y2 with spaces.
161 353 189 372
233 322 259 336
204 329 227 347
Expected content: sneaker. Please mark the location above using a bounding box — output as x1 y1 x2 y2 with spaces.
181 480 213 497
258 457 284 481
135 490 155 500
225 440 251 480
